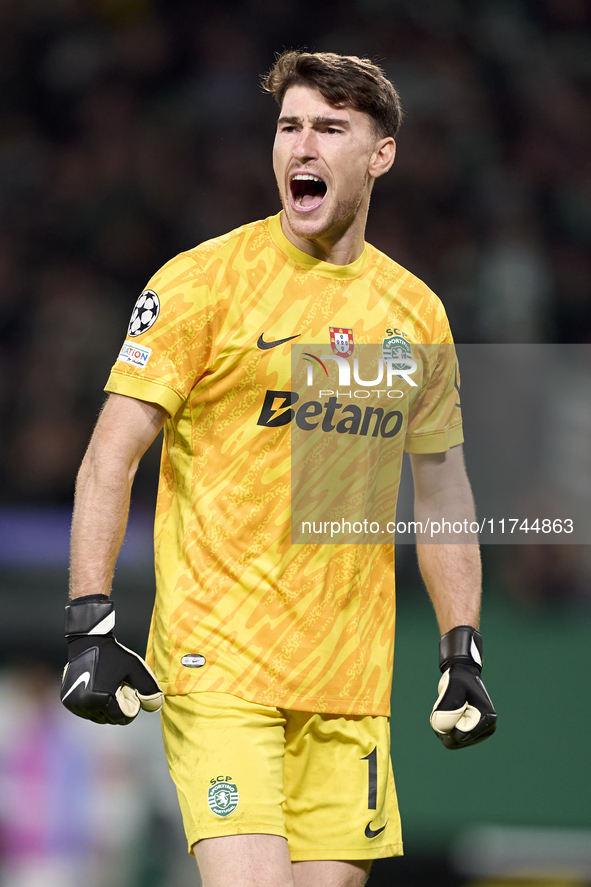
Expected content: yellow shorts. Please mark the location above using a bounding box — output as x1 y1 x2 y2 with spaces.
161 692 403 861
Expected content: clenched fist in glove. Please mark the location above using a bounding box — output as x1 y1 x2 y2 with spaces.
430 625 497 749
61 594 164 725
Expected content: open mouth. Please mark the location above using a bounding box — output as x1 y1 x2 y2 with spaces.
290 174 327 212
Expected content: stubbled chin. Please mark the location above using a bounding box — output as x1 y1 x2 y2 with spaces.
283 201 328 234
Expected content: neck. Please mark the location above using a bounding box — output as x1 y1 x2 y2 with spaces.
279 208 368 266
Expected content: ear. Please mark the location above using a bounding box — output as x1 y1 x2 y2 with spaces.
368 137 396 180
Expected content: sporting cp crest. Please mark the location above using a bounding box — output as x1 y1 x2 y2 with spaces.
208 780 239 818
329 327 354 357
382 334 413 369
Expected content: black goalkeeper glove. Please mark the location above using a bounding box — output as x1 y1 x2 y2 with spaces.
60 594 164 726
430 625 497 750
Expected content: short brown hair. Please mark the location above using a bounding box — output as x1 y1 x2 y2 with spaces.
262 50 403 139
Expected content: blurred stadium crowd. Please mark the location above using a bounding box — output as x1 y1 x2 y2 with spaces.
1 0 590 504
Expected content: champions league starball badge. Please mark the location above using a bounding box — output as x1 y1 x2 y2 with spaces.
128 289 160 337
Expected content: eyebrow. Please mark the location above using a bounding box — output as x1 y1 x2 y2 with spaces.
277 115 351 128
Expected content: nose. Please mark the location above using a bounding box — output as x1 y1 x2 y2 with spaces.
293 126 318 162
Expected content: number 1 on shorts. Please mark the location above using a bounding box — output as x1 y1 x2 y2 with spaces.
361 746 378 809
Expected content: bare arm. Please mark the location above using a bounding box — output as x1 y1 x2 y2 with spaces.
69 393 168 599
410 445 481 634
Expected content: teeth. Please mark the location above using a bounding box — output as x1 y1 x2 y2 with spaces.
292 174 323 182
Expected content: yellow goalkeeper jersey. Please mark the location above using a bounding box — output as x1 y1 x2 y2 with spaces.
105 212 462 716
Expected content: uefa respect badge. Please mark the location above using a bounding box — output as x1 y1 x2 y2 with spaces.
208 779 239 817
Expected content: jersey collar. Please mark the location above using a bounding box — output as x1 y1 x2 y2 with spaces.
268 212 369 280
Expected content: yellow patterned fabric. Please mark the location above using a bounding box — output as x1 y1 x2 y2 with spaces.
105 213 462 715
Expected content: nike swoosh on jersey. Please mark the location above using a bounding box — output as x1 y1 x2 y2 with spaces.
61 671 91 701
365 822 387 839
257 333 300 350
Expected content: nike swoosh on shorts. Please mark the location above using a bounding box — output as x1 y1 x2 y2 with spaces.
257 334 300 350
365 822 387 839
61 670 91 701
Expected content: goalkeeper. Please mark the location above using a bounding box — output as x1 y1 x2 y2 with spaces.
61 49 496 887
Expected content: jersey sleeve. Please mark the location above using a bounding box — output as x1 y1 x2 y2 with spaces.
104 252 212 415
404 342 464 454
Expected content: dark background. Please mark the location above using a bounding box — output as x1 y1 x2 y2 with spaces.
0 1 590 885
